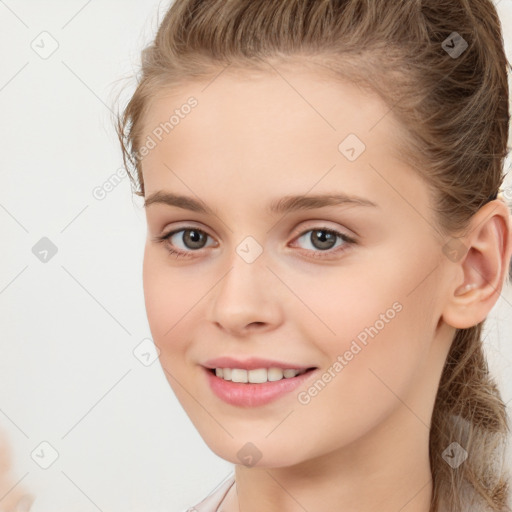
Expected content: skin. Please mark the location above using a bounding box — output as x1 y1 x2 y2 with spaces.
0 430 34 511
139 62 511 512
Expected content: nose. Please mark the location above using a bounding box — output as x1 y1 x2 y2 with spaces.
206 250 284 336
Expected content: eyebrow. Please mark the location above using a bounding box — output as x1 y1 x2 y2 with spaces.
143 191 378 215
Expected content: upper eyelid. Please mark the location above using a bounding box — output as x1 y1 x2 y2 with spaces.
163 224 356 247
162 224 350 237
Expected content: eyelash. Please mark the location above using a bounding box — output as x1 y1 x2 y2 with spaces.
155 226 357 260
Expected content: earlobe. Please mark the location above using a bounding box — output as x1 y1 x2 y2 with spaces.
441 200 512 330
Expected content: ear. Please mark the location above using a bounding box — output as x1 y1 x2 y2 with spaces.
441 199 512 329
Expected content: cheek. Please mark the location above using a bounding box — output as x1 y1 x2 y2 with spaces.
142 246 198 354
142 247 206 405
285 288 435 455
294 249 438 406
297 238 440 352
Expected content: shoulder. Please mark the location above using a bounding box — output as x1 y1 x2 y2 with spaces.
184 474 235 512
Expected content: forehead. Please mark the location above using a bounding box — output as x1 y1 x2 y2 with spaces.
139 65 420 208
141 65 403 156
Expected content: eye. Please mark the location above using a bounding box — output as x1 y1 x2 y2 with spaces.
155 227 215 259
290 227 356 259
154 225 356 260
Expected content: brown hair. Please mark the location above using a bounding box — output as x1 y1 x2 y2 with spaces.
115 1 512 510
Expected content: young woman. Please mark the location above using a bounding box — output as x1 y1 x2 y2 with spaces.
116 1 512 510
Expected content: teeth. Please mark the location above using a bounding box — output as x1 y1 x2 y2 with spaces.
213 367 308 383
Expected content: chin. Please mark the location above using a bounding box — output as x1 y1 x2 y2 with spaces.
200 432 311 469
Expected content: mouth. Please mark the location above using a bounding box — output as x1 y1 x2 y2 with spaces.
203 366 319 407
205 366 318 383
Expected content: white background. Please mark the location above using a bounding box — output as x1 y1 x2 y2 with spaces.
1 1 511 511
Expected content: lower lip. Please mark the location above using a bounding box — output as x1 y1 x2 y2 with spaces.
203 367 318 407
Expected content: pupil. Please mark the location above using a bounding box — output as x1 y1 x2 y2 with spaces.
313 230 336 250
185 230 205 248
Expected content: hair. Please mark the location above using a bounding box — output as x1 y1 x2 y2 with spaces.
115 1 512 510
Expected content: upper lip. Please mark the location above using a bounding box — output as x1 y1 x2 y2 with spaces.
202 356 316 371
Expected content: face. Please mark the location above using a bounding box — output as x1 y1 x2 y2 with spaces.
140 63 454 468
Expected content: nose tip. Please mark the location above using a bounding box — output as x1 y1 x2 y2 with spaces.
206 253 284 335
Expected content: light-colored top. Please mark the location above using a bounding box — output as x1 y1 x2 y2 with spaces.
186 475 236 512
